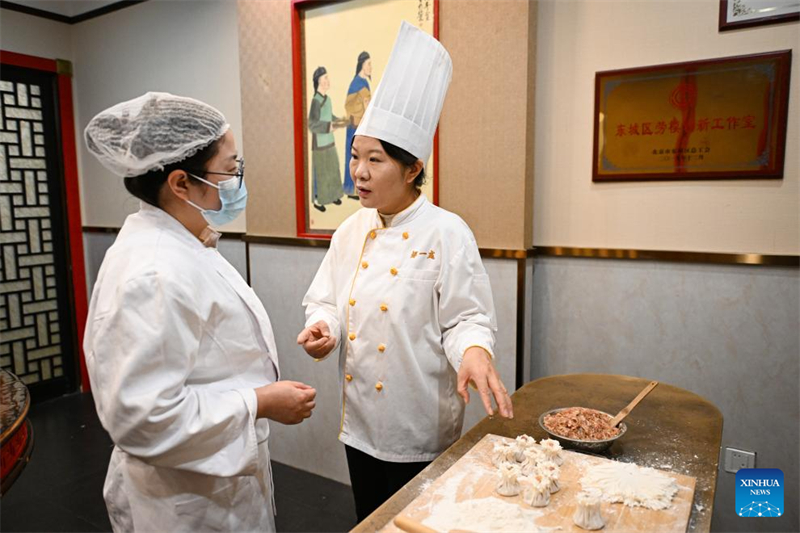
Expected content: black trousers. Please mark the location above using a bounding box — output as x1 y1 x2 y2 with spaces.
345 445 431 522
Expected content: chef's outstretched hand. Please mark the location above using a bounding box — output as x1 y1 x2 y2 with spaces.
457 347 514 419
255 381 316 425
297 320 337 359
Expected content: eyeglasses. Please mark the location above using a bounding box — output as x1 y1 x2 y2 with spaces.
198 158 245 189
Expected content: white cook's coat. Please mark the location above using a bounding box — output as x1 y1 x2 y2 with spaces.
303 194 496 462
84 203 279 532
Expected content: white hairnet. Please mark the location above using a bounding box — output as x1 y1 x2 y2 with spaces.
84 92 229 178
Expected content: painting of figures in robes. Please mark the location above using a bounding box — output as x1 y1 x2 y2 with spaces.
293 0 438 237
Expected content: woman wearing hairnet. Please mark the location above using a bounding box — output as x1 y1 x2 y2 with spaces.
83 92 315 532
297 23 513 521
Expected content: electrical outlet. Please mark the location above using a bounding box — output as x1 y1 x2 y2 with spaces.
725 447 756 473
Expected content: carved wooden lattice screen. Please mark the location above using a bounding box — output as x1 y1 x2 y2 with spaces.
0 63 80 398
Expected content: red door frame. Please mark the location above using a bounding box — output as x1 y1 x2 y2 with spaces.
0 50 91 393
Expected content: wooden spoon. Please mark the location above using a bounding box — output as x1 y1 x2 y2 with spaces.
610 380 659 427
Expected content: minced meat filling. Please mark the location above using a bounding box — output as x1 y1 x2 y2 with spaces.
543 407 621 441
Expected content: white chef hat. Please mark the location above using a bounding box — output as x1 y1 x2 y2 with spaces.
84 91 229 178
355 21 452 164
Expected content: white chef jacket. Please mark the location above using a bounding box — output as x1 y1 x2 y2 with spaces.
303 194 497 462
84 203 279 532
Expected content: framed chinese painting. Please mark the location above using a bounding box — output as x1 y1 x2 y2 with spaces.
592 50 791 182
292 0 439 238
719 0 799 31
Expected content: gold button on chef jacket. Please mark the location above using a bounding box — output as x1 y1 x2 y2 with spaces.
303 195 497 462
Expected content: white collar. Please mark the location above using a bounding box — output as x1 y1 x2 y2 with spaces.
136 202 209 251
374 193 428 229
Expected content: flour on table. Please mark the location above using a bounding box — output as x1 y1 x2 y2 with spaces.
423 497 545 532
580 461 678 510
431 469 473 501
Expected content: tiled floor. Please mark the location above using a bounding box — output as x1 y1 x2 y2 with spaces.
1 392 357 533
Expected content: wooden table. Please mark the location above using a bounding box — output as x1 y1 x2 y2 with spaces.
0 369 34 496
352 373 723 533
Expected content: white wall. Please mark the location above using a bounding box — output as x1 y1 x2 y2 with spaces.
0 8 73 60
533 6 799 529
82 231 117 295
71 0 246 232
249 244 351 483
531 256 799 532
465 258 519 430
534 0 799 254
217 238 247 280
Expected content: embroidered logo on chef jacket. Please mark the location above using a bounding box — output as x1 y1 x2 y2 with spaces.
736 469 783 517
410 250 436 260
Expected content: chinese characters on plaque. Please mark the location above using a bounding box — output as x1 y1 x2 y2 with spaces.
593 51 791 181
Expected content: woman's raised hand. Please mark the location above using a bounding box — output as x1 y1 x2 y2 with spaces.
297 320 337 359
457 347 514 419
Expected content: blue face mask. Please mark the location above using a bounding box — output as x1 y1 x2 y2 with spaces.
186 174 248 227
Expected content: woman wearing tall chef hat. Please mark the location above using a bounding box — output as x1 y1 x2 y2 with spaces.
297 22 513 520
83 92 316 532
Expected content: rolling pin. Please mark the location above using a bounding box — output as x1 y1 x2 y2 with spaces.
394 514 475 533
393 515 439 533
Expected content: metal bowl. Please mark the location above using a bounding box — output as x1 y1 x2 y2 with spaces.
538 407 627 454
